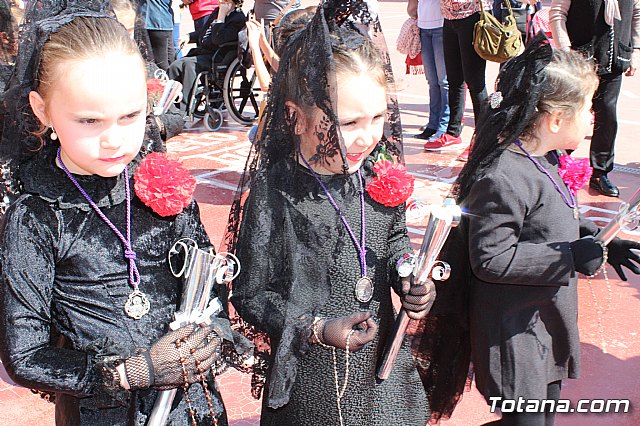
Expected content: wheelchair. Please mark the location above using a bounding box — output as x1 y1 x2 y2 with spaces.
185 42 263 132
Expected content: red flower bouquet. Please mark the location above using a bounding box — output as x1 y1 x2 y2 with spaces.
558 154 592 196
366 158 415 207
134 152 197 217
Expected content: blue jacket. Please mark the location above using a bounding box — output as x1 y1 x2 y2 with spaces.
140 0 174 31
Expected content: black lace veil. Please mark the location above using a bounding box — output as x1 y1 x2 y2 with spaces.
222 0 405 405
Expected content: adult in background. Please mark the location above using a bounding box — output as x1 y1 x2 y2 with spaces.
168 0 245 116
408 0 449 141
182 0 220 42
550 0 640 197
140 0 175 70
423 0 489 158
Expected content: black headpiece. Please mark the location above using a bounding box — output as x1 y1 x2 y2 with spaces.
0 1 118 214
453 32 553 203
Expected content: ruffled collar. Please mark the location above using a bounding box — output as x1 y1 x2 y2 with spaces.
18 144 141 211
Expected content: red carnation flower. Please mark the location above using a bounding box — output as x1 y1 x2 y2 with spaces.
147 78 165 105
558 154 592 196
366 159 415 207
134 152 197 216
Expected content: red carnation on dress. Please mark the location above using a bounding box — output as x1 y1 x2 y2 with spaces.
366 159 415 207
558 154 592 196
134 152 197 217
147 78 165 105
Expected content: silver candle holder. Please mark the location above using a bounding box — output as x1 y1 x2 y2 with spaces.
377 199 461 380
596 187 640 245
147 239 240 426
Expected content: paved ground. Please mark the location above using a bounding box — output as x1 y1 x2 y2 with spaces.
2 1 640 425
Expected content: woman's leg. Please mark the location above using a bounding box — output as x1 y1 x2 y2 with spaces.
421 28 442 135
457 13 488 126
442 19 465 137
148 29 173 70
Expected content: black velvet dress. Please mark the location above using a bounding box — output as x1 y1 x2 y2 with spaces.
232 158 429 426
0 146 228 426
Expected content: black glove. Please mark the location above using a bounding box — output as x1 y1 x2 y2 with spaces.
606 237 640 281
400 275 436 320
124 323 222 390
570 236 605 276
318 311 378 351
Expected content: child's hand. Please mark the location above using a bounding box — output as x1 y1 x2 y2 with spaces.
570 236 605 276
317 311 378 351
606 237 640 281
123 323 222 390
401 276 436 320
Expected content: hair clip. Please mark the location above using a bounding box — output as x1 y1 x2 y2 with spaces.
489 91 503 109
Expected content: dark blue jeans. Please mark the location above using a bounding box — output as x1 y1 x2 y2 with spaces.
420 27 449 134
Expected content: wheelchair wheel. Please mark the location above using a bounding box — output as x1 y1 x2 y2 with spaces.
223 57 262 126
204 109 224 132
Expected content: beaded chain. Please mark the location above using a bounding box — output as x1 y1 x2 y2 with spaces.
175 336 219 425
334 329 354 426
586 242 613 354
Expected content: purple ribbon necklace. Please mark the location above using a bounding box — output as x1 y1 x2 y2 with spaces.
57 148 150 319
513 140 579 220
299 154 373 303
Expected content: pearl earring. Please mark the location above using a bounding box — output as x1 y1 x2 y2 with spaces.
50 126 58 140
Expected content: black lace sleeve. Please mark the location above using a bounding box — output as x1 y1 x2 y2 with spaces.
231 172 288 338
0 200 105 396
173 200 212 250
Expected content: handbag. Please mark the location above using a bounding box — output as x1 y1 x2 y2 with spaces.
473 0 523 63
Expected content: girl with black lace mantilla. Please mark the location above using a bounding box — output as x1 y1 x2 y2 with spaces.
228 1 434 425
0 2 250 425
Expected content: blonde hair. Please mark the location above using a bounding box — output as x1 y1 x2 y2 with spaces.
36 16 143 100
521 48 599 142
34 16 144 136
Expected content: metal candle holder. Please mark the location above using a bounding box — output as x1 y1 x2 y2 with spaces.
376 199 461 380
596 187 640 245
147 239 239 426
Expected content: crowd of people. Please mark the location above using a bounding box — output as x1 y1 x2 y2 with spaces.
0 1 640 426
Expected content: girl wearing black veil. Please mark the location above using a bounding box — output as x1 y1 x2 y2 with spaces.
0 2 250 424
453 34 640 425
228 1 434 424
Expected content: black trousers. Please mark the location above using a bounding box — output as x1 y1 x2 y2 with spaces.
148 29 175 71
167 54 212 115
484 381 562 426
443 13 488 137
591 72 623 177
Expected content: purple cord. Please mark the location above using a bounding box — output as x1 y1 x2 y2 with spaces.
513 140 577 209
299 154 367 277
56 148 141 290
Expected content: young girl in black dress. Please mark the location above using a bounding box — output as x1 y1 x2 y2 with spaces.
0 4 248 424
454 34 640 425
228 1 435 425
